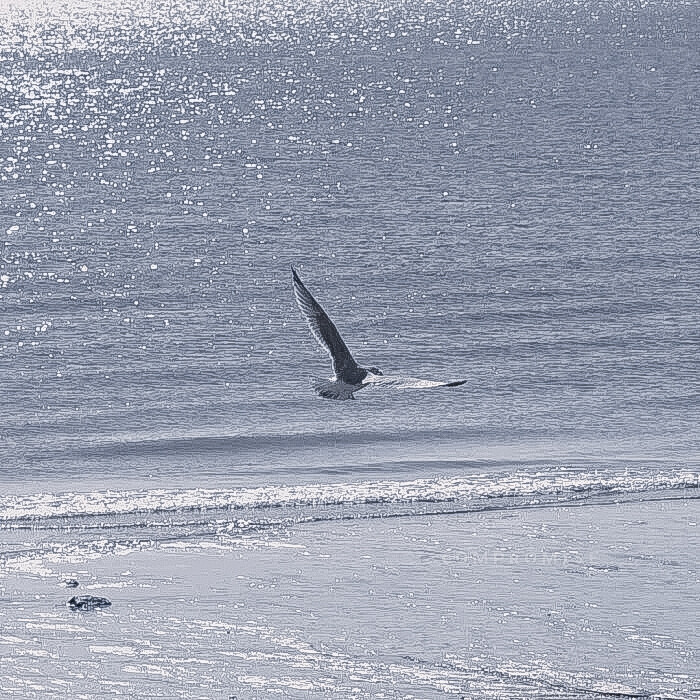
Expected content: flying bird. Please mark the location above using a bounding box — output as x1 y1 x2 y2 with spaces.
291 267 466 400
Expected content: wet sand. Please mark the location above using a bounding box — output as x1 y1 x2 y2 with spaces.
1 494 697 698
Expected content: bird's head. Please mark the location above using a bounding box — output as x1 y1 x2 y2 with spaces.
367 367 383 376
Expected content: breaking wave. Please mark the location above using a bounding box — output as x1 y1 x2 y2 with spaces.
1 466 697 524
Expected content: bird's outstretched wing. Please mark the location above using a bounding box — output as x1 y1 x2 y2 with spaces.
362 374 466 391
292 268 360 377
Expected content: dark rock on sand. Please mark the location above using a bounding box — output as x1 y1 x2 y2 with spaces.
68 595 112 610
63 579 79 588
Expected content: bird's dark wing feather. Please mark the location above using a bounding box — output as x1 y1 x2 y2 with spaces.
292 268 359 377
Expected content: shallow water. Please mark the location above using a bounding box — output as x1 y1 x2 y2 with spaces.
0 0 699 697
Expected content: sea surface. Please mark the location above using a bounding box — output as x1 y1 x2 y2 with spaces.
0 0 698 697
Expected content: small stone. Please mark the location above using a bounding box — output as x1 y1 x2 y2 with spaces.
68 595 112 611
64 579 79 588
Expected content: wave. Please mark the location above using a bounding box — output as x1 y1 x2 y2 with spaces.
0 467 697 524
36 426 475 458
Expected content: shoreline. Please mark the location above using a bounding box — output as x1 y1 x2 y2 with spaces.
0 495 696 698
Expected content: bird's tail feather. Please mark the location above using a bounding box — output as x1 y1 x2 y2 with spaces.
312 378 356 400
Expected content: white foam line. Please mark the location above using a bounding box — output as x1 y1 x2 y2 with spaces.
0 469 697 522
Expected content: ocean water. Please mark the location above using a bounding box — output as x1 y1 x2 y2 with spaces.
0 0 698 697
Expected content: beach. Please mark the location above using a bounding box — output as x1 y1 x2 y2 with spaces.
1 485 697 698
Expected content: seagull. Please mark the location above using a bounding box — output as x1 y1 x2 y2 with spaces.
292 267 466 400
